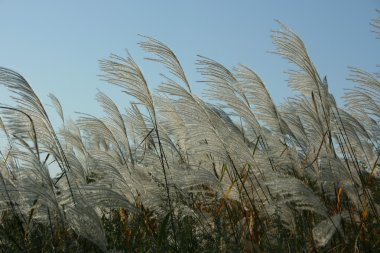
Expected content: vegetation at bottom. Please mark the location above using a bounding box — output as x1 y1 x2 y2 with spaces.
0 16 380 252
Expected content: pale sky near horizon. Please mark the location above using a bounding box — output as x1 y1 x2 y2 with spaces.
0 1 379 125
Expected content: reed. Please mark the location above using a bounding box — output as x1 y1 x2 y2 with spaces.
0 18 379 252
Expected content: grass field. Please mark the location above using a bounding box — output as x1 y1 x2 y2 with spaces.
0 20 379 252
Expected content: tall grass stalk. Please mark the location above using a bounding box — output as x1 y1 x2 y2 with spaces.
0 19 379 252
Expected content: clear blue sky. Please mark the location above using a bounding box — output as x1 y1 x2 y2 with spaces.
0 1 379 121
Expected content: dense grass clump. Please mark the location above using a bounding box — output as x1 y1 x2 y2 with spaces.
0 20 379 252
